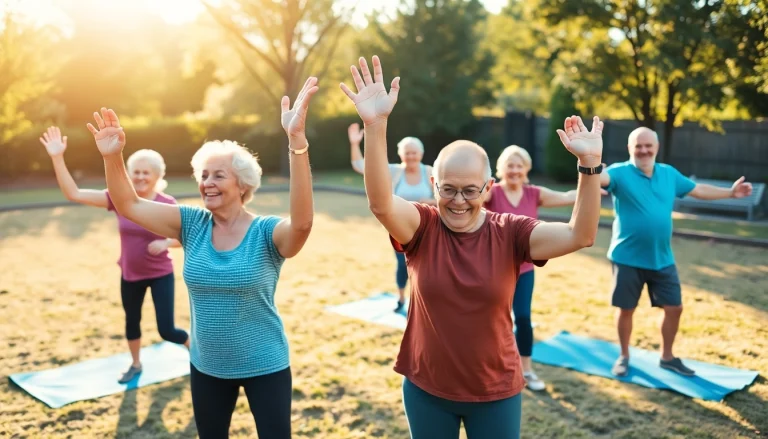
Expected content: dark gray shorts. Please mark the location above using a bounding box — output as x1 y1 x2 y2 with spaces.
611 263 682 309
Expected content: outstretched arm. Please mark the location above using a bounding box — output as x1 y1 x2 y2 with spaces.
349 123 365 175
89 108 182 240
341 56 420 245
272 77 318 258
529 116 604 260
688 177 752 200
40 127 108 208
538 185 608 207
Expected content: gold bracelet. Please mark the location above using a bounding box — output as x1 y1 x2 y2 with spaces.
289 143 309 155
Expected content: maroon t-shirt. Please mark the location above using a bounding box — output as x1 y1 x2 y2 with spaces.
390 203 547 402
484 184 541 273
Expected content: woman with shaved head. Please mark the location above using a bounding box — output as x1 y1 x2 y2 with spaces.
340 55 605 439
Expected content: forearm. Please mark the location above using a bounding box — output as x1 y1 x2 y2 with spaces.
103 154 139 214
288 137 314 231
692 184 733 200
568 163 601 246
363 121 393 214
50 156 81 200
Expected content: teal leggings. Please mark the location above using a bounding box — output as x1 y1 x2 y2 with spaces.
402 378 522 439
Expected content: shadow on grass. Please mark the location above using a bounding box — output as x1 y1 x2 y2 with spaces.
116 378 196 438
525 365 762 438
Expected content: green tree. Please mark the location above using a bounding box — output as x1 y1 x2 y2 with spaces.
545 85 579 182
0 8 60 142
358 0 496 135
203 0 354 174
539 0 766 163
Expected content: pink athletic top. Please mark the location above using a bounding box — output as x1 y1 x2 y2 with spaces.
484 184 541 274
106 192 176 282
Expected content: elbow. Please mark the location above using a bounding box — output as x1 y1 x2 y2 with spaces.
368 203 391 219
292 220 313 233
580 235 596 248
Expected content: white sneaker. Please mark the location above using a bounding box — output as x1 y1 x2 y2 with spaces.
523 371 546 391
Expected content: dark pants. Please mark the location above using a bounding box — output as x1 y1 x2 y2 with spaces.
611 263 682 309
402 378 522 439
190 364 292 439
512 271 535 357
120 272 188 344
395 251 408 290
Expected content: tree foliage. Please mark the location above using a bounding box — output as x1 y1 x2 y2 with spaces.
357 0 496 135
538 0 767 162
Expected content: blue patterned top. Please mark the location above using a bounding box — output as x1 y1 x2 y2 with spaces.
179 205 287 379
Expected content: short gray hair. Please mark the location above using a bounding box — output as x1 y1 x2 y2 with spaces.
397 137 424 156
126 149 168 192
190 140 262 204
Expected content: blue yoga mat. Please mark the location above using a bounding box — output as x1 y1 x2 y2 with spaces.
532 331 759 401
9 342 190 408
326 292 535 332
326 292 408 330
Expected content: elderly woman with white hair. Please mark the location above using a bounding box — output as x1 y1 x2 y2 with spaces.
348 123 435 312
39 127 189 384
483 144 591 392
87 77 319 438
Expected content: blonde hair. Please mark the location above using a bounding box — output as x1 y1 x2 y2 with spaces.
190 140 262 204
126 149 168 192
496 145 532 182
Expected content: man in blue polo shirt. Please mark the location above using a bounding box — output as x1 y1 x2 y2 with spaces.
600 127 753 377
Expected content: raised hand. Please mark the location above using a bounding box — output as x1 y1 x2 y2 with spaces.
147 239 169 256
340 56 399 126
39 126 68 157
730 176 753 199
87 108 126 157
281 76 319 142
556 116 604 165
348 123 364 144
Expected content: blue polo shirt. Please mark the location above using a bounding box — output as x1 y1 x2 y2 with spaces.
605 161 696 271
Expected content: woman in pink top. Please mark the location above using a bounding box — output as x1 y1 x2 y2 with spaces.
484 145 586 391
39 126 189 384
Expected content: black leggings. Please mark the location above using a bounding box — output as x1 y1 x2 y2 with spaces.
190 364 292 439
120 273 188 344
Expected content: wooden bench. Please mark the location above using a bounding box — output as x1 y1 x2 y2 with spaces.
674 177 766 221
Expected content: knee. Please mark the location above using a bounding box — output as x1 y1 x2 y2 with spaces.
664 305 683 316
618 308 636 318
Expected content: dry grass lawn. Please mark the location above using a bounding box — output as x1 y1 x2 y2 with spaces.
0 192 766 438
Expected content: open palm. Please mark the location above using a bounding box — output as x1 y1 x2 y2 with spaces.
348 123 364 144
86 107 126 157
281 77 319 139
340 56 399 126
556 116 604 162
39 126 68 157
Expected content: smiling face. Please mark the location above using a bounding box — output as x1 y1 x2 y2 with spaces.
628 128 659 168
501 154 529 186
198 154 243 211
399 142 423 168
128 159 160 197
432 142 493 233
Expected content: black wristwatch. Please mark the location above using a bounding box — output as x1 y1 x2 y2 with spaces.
577 163 603 175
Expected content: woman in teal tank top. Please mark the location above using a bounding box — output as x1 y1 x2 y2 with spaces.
349 123 435 312
87 77 319 439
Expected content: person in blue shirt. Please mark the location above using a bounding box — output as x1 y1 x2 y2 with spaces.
87 77 320 439
600 127 753 378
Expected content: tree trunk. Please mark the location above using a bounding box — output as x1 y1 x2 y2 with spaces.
661 82 678 164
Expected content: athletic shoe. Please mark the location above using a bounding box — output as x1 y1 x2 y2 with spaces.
612 356 629 377
118 364 143 384
660 357 696 376
394 300 405 314
523 371 546 391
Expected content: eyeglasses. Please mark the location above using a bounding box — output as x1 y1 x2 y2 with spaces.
435 181 488 200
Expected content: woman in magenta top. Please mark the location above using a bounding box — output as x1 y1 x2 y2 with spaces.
484 145 583 391
40 126 189 384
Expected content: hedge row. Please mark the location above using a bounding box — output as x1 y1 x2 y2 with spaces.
2 115 506 179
